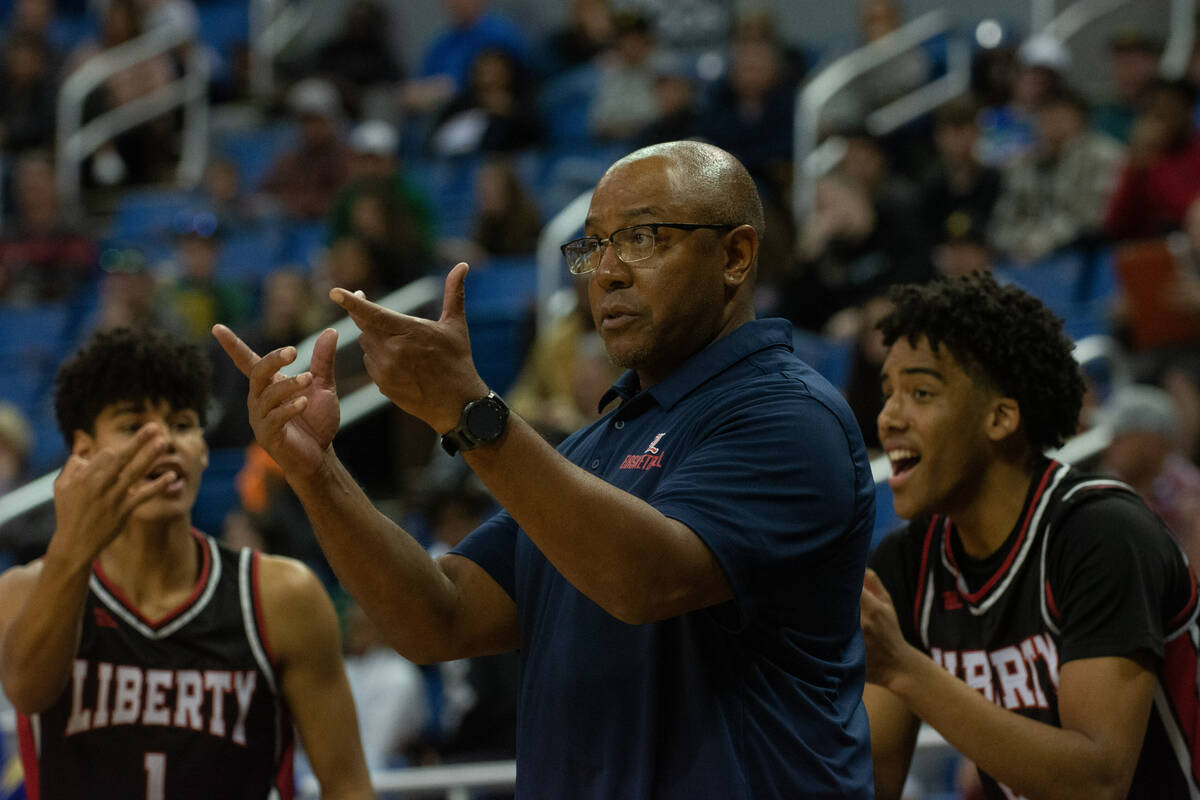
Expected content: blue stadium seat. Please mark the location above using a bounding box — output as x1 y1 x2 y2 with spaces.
110 188 197 240
464 256 538 393
217 225 285 282
213 123 296 188
538 63 599 146
790 327 854 391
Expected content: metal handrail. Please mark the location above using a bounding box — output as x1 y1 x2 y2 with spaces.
1162 0 1197 79
791 9 968 230
55 24 210 215
0 278 442 530
535 189 593 333
248 0 320 99
1043 0 1129 43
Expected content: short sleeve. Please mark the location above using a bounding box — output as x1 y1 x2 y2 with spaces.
1049 494 1189 665
450 509 520 602
651 389 872 627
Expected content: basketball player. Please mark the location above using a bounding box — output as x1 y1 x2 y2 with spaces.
0 328 373 799
863 272 1199 799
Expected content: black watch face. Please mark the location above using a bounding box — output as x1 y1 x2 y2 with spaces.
465 400 506 442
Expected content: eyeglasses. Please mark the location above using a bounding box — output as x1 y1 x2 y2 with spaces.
560 222 738 275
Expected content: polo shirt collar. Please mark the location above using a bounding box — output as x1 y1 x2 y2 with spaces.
598 318 794 414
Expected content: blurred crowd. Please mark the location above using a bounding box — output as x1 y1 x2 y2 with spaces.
1 0 1200 782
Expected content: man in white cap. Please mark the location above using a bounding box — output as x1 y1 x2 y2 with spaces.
258 78 350 220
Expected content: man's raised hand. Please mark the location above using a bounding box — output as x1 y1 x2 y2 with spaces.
212 324 340 478
330 262 489 435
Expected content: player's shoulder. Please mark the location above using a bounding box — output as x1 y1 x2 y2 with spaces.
253 552 327 609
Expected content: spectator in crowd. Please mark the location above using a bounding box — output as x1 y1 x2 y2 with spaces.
80 246 166 336
919 96 1002 251
471 158 541 257
821 0 931 133
841 293 894 452
1092 30 1164 144
196 156 279 232
0 151 97 304
322 236 388 302
784 131 930 332
342 185 429 292
439 157 542 265
730 6 809 87
701 36 794 186
0 31 57 157
429 47 541 157
0 402 32 497
507 278 622 442
1099 384 1200 568
259 78 351 221
933 210 992 278
158 214 253 340
1106 78 1200 240
636 50 701 147
978 33 1070 167
539 0 613 75
7 0 65 71
342 599 430 770
403 0 530 115
67 0 177 187
989 88 1124 264
588 10 660 142
314 0 404 120
331 119 436 267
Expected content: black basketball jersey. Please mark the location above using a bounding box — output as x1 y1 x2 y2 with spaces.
872 459 1200 800
18 532 295 800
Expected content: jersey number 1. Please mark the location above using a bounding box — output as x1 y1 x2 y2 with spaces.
144 752 166 800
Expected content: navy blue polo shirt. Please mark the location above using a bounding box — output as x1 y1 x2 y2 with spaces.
453 318 875 799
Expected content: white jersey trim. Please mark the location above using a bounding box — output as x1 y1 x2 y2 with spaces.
89 537 222 640
238 548 278 695
1154 680 1200 800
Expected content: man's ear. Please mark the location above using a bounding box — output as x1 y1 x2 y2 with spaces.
723 224 758 288
985 396 1021 442
71 429 94 458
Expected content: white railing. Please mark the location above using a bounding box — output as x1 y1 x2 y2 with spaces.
56 24 209 215
535 189 592 333
791 9 970 229
297 760 516 800
1162 0 1197 79
248 0 320 99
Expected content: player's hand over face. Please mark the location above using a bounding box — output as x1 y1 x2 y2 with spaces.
212 325 340 479
331 263 489 435
861 568 912 689
50 424 171 566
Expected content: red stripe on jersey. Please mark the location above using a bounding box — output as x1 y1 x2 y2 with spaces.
1169 570 1199 633
17 713 38 800
275 735 295 800
947 461 1057 605
1162 631 1200 784
251 551 276 665
913 517 939 633
1044 580 1060 621
92 529 213 629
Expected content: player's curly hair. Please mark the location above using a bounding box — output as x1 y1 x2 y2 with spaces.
54 327 212 447
878 272 1084 454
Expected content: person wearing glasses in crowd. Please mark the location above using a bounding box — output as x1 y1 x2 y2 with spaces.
214 140 876 798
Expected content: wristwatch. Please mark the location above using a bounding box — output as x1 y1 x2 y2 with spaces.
441 391 510 456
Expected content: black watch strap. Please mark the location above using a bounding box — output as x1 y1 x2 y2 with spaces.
441 391 510 456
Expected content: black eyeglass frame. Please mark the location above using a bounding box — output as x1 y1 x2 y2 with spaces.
560 222 739 275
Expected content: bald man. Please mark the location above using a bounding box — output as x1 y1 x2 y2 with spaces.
214 141 876 799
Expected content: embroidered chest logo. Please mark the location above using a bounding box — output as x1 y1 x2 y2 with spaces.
620 433 667 471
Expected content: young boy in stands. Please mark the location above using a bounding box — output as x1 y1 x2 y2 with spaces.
0 327 373 799
863 272 1199 799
